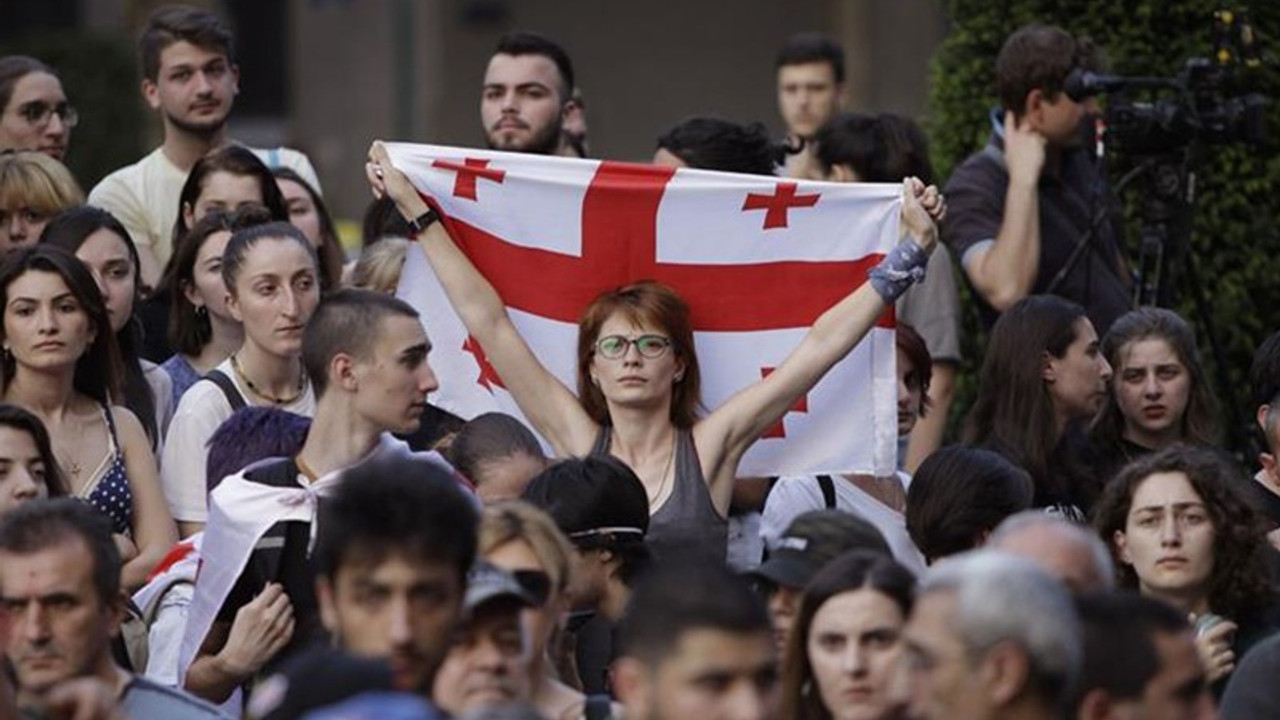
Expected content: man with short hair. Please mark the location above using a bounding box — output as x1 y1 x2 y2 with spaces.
0 498 226 718
481 31 581 157
315 454 478 697
431 562 536 715
1074 593 1214 720
942 23 1129 333
521 456 651 622
182 289 453 702
613 559 778 720
989 511 1114 594
901 550 1081 720
89 5 321 287
775 32 845 179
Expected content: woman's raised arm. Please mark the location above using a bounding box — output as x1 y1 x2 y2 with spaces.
367 142 598 457
694 178 941 503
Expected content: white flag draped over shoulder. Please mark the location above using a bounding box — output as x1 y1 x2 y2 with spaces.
387 142 901 477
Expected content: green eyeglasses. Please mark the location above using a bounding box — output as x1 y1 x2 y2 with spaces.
594 334 672 359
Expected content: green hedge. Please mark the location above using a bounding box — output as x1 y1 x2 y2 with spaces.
927 1 1280 450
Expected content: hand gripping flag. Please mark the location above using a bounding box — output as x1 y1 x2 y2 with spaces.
388 143 902 477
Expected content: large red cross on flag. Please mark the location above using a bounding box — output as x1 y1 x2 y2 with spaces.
389 143 901 477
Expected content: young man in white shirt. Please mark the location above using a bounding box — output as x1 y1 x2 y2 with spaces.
89 6 320 288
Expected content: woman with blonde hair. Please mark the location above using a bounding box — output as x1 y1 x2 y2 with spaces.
0 150 82 252
349 237 411 294
481 500 590 720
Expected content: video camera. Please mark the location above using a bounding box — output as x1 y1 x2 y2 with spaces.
1064 9 1267 155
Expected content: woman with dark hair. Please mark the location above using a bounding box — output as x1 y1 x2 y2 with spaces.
762 325 933 573
0 56 75 161
155 205 271 405
965 295 1112 518
369 141 941 567
161 222 320 536
653 117 785 176
904 446 1035 564
781 551 916 720
1094 444 1276 690
0 151 82 253
173 145 288 243
40 206 171 446
135 147 291 361
0 402 68 516
1091 307 1221 478
273 167 344 292
0 245 175 589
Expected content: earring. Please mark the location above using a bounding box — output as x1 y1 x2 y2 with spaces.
673 373 683 383
195 305 208 319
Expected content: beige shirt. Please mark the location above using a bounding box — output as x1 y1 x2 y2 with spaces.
88 145 322 264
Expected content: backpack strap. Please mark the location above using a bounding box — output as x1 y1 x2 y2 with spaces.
204 369 247 412
816 475 837 509
241 458 303 583
584 694 613 720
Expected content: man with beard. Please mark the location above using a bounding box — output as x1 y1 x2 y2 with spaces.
480 32 582 157
89 5 321 288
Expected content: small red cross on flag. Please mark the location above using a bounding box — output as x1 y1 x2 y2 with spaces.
742 181 821 229
393 143 901 477
432 158 506 201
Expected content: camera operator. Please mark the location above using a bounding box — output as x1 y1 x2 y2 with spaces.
944 23 1131 334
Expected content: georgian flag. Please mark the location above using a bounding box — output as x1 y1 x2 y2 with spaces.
388 143 900 477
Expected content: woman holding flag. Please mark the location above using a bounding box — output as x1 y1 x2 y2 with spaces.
367 142 941 564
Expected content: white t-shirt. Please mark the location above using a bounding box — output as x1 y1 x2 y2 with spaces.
761 473 928 575
159 358 315 523
88 145 322 264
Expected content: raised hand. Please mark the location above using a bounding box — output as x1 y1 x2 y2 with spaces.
900 177 938 255
366 141 431 221
1004 110 1047 188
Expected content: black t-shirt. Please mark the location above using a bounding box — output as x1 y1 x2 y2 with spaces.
942 135 1131 335
215 459 325 674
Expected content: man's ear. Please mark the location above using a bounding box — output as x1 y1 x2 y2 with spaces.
611 656 651 710
316 575 337 633
1076 688 1116 720
332 352 359 392
1022 89 1047 130
982 641 1031 707
141 78 161 112
106 590 128 639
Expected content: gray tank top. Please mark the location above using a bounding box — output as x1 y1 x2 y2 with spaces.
591 426 728 566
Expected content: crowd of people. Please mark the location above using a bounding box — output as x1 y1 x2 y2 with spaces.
0 5 1275 720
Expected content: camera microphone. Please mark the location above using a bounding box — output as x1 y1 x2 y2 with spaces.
1064 68 1180 102
1064 69 1125 102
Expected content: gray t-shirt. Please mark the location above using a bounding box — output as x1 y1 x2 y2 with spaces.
120 676 230 719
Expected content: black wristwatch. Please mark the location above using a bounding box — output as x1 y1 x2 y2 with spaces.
407 208 441 236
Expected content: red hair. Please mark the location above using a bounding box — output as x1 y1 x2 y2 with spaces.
577 281 701 428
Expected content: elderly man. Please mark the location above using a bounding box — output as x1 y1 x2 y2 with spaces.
901 550 1081 720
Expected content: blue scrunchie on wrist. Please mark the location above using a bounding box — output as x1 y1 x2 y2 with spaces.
869 240 929 303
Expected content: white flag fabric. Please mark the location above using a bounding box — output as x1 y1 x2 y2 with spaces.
388 142 901 477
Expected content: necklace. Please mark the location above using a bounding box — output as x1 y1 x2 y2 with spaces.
230 352 307 405
646 435 677 512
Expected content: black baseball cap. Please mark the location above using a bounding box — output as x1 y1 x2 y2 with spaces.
751 509 892 590
521 456 649 547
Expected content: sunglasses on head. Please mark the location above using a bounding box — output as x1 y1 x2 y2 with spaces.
512 569 552 606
